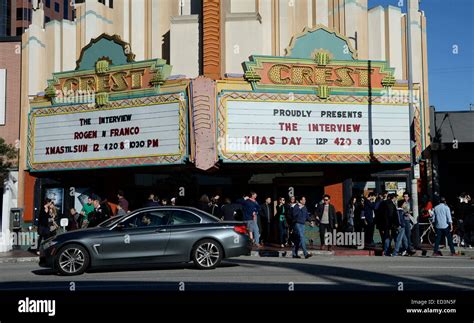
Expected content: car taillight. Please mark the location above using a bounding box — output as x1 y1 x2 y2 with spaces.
234 225 248 235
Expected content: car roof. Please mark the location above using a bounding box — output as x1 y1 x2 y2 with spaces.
130 206 219 222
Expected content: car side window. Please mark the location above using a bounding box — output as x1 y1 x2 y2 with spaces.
169 210 201 225
121 211 171 228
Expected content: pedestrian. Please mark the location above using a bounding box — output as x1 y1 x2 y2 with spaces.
362 192 377 247
378 193 398 256
374 191 388 246
88 197 106 227
243 191 261 247
145 193 160 207
315 194 337 251
455 193 471 247
116 204 127 217
286 196 297 246
66 208 79 231
354 196 365 233
344 196 357 232
259 197 273 244
210 195 221 218
432 197 457 256
49 204 60 236
101 198 113 219
81 196 94 219
401 192 415 253
221 198 240 221
37 199 53 254
170 197 177 206
291 196 313 259
197 194 211 213
275 197 287 248
392 200 409 256
117 190 129 212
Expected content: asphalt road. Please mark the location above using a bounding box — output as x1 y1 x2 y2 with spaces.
0 255 472 291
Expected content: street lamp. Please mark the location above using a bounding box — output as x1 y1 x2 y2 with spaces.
406 0 419 221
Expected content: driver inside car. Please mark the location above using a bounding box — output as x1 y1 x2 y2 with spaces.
139 215 152 227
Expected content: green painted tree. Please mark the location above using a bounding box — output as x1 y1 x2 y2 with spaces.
0 137 18 183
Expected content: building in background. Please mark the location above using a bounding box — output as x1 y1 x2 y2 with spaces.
430 108 474 204
11 0 432 249
0 0 74 37
0 36 21 252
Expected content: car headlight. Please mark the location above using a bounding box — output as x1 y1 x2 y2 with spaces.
42 239 59 249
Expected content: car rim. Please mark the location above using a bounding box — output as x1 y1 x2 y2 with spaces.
196 242 220 267
59 248 85 274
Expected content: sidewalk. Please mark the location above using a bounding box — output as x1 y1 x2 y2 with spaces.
0 249 39 264
252 243 474 258
251 243 375 257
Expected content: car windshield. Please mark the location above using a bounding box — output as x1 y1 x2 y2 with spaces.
99 215 124 228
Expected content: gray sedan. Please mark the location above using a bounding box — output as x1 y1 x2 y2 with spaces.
39 206 252 275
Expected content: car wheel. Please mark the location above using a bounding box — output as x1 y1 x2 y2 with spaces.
55 244 90 276
192 239 223 270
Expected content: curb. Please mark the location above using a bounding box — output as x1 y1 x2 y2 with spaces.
250 250 334 257
0 256 39 264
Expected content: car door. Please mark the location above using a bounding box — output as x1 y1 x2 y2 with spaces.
163 209 203 262
97 210 172 265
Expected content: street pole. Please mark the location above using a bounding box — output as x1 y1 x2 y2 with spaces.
406 0 419 222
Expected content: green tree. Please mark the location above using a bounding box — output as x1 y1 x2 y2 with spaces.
0 137 18 183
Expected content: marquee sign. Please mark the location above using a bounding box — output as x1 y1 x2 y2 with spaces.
28 94 187 171
217 92 412 164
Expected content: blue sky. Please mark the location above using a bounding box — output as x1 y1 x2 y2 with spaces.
368 0 474 111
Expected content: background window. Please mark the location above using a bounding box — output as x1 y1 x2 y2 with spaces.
54 2 60 12
63 0 68 19
16 8 23 20
46 0 51 8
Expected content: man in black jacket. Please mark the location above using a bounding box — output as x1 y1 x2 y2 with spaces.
259 197 274 244
315 194 337 250
88 197 107 227
381 193 399 256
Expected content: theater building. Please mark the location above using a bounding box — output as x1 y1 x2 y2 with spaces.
15 0 431 234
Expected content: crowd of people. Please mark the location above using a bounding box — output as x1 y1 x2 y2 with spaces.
35 187 474 257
